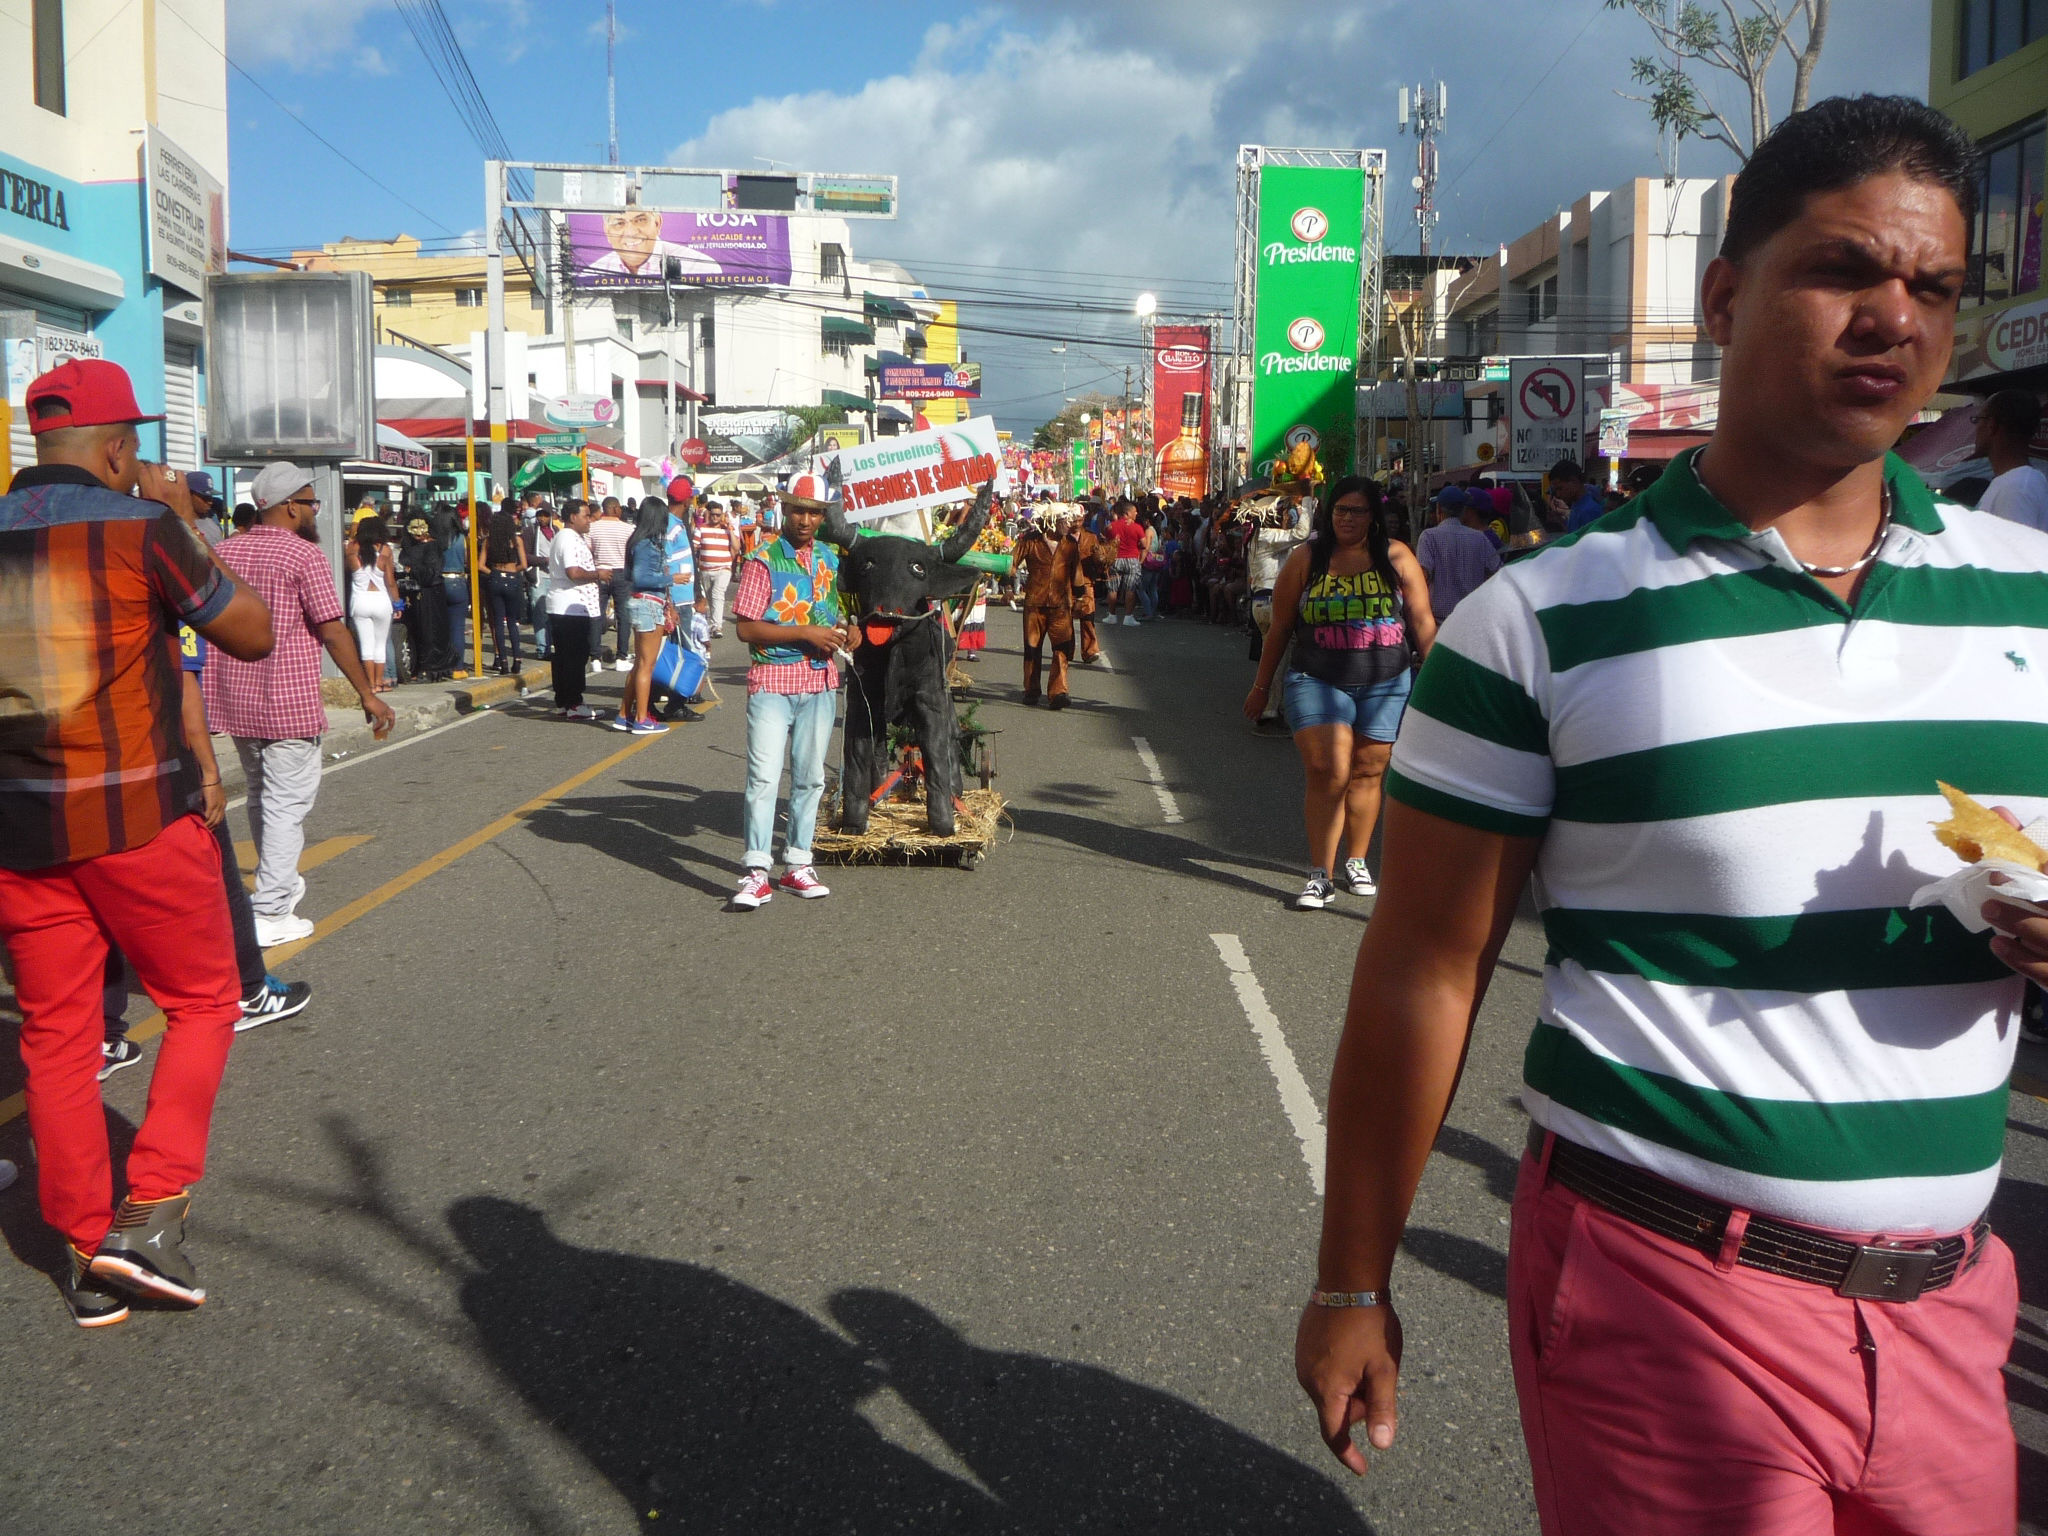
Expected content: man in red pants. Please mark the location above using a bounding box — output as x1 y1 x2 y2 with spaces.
0 359 272 1326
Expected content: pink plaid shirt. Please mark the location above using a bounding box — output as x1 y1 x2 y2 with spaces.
203 525 344 739
733 554 838 695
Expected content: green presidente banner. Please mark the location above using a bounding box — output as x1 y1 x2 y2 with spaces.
1250 164 1364 482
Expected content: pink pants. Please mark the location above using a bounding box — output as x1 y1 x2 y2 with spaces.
1508 1144 2018 1535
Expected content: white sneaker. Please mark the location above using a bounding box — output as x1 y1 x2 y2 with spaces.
254 913 315 947
287 873 307 916
589 660 604 675
1122 614 1140 627
614 656 634 672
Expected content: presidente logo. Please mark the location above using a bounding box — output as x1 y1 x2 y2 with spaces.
1260 315 1352 376
1264 206 1357 266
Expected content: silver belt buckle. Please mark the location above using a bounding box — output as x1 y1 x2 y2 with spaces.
1837 1241 1939 1301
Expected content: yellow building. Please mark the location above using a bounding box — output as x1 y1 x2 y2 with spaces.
292 235 549 348
918 299 972 426
1930 1 2048 387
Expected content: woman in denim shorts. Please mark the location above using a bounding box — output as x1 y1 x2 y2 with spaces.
614 499 677 735
1245 476 1437 909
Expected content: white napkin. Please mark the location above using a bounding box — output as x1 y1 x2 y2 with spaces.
1909 817 2048 934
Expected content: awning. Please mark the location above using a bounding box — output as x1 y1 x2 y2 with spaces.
822 315 876 343
586 442 639 474
510 453 587 491
632 378 708 402
863 355 880 375
821 388 874 413
359 422 434 476
863 291 916 322
878 403 913 424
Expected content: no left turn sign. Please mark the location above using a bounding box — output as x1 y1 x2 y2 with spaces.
1518 366 1577 422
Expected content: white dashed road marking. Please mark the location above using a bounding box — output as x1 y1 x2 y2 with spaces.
1211 934 1326 1194
1131 735 1184 824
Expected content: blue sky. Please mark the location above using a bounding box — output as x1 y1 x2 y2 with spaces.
224 0 1933 431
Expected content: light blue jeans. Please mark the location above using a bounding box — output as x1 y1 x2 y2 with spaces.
743 687 836 869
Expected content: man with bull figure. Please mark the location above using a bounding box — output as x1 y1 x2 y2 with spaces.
729 472 857 910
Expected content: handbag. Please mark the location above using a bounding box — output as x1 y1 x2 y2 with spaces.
651 634 707 700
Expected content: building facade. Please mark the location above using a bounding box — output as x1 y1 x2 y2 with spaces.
2 0 228 475
1930 0 2048 392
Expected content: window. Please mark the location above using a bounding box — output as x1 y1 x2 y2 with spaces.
529 287 546 311
33 0 65 116
1969 118 2047 303
821 243 845 281
455 287 483 307
1959 0 2048 77
383 287 413 307
823 334 851 359
1525 286 1541 326
617 316 634 341
1541 275 1559 320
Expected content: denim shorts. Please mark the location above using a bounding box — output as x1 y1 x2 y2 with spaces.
1283 669 1412 741
627 595 666 633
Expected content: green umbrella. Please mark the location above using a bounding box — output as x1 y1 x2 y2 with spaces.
510 452 587 492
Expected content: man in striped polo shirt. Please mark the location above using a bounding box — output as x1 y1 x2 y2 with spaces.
1299 97 2041 1533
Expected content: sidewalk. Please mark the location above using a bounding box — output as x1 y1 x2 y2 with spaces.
208 672 525 796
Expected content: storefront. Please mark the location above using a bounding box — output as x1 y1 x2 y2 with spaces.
1 131 225 480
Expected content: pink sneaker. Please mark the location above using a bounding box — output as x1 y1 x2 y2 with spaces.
775 865 831 899
731 869 773 910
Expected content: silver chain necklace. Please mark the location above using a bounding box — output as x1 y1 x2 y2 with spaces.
1798 482 1893 579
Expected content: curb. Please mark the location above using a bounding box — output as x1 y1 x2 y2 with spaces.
209 674 530 795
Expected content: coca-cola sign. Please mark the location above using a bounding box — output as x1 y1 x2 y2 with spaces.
1157 345 1205 373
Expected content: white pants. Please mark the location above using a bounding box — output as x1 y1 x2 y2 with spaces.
233 737 322 918
352 588 393 668
701 567 733 632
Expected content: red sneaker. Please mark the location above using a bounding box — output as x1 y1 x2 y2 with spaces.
775 865 831 899
731 869 773 910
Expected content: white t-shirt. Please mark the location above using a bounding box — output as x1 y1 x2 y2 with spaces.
1977 464 2048 535
546 527 601 616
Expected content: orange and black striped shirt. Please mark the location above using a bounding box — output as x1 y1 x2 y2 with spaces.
0 466 230 869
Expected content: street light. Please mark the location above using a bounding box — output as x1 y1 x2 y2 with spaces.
1132 294 1159 491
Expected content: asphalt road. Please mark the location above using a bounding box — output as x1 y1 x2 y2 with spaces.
3 608 2048 1535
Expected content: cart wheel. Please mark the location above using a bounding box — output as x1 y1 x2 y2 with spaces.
976 740 996 790
960 850 981 871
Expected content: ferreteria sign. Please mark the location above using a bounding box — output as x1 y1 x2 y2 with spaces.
830 414 1002 524
1250 166 1363 479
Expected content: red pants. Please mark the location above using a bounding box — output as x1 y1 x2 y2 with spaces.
0 815 239 1251
1509 1141 2018 1535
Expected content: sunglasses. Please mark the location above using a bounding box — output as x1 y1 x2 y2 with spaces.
286 495 321 510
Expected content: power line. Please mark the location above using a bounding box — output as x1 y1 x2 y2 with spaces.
159 0 457 235
1438 0 1609 201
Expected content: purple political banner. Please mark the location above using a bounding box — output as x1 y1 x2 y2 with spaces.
566 209 791 289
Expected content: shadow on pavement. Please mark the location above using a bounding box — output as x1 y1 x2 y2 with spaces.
1007 806 1340 917
520 788 742 900
452 1196 1374 1534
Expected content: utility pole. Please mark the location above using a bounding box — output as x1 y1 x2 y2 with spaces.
1399 79 1445 495
605 0 620 166
1122 365 1133 493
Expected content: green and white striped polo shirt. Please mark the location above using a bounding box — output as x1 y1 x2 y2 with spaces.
1387 447 2048 1234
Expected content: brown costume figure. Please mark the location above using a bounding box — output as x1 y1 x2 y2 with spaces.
1012 507 1098 708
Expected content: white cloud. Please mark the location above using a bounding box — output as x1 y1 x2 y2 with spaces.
226 0 388 66
671 0 1930 430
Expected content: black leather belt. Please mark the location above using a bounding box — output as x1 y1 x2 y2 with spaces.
1527 1124 1986 1302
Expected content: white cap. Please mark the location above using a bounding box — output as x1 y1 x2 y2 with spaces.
251 462 314 510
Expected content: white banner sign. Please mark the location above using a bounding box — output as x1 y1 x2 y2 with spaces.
144 127 226 295
540 393 620 429
1508 357 1585 473
830 415 1004 524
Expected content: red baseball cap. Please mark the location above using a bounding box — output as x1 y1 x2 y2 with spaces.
666 475 695 502
24 358 163 435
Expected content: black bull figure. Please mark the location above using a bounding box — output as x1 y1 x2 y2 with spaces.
821 483 993 838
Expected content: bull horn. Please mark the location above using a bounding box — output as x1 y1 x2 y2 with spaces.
938 481 993 564
819 495 859 550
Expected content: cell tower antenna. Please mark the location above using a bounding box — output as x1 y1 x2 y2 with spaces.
606 0 619 165
1400 79 1446 488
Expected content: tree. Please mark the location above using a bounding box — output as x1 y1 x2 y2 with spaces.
1030 391 1114 453
1605 0 1831 164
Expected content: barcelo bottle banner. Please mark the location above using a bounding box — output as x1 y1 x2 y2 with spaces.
1152 323 1212 499
1249 165 1364 482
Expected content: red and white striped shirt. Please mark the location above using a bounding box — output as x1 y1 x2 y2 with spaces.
695 519 737 571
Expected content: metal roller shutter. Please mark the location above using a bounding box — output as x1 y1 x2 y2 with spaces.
163 340 201 470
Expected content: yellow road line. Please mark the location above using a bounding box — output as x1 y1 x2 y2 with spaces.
235 833 374 892
0 733 665 1129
